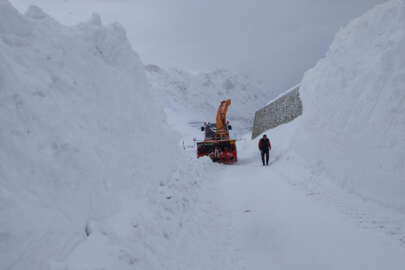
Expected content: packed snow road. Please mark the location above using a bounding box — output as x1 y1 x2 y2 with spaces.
182 138 405 270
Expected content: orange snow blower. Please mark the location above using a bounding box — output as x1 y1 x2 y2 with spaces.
197 99 237 164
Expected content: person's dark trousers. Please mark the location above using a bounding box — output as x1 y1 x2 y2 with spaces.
261 150 269 166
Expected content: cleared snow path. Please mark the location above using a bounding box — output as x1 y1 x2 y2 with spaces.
191 141 405 270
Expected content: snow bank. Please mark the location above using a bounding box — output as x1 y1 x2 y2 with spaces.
0 1 191 269
289 0 405 211
146 65 275 133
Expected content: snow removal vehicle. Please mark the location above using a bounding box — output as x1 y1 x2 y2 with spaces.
197 99 237 164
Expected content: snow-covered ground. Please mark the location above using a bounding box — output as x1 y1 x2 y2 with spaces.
1 0 404 269
198 136 405 270
163 1 405 269
0 2 212 269
146 65 276 137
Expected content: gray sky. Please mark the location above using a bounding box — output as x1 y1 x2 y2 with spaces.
11 0 385 93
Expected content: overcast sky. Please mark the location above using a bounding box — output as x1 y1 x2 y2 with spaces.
11 0 385 93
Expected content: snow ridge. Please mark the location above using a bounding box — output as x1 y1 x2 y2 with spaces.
0 2 191 269
292 0 405 211
146 64 276 133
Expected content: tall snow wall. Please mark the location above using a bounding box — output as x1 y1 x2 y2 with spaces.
290 0 405 211
0 2 179 269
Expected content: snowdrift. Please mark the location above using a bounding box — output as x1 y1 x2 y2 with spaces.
0 2 193 269
287 0 405 211
146 65 275 132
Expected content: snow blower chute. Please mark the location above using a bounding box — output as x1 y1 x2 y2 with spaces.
197 99 237 164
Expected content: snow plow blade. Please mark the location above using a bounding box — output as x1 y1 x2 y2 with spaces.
197 139 237 164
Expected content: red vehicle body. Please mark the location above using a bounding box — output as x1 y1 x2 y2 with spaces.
196 100 237 164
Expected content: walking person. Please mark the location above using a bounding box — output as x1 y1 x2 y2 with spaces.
258 134 271 166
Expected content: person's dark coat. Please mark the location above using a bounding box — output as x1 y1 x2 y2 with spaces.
258 137 271 152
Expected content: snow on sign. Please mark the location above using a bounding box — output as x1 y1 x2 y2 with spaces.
251 85 302 139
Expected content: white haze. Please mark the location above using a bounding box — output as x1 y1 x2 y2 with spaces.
10 0 385 93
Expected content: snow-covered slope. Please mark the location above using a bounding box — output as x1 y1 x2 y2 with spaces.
2 0 404 269
0 2 197 269
285 0 405 211
146 65 275 133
